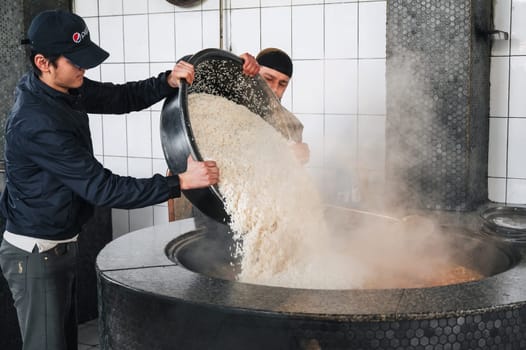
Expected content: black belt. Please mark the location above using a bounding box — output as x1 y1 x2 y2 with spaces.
35 241 76 256
53 242 77 256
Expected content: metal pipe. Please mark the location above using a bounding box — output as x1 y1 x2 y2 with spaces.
325 204 401 222
219 0 223 49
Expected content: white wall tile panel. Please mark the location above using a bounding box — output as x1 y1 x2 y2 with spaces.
125 63 150 82
298 114 324 168
358 1 386 58
123 15 149 62
99 0 123 16
325 59 358 114
490 57 509 117
175 11 204 57
261 0 292 6
507 118 526 178
357 115 386 171
73 0 98 17
488 117 508 178
511 0 526 55
507 179 526 204
202 10 220 49
153 205 169 225
492 0 511 56
509 56 526 118
324 115 358 167
100 63 125 83
99 16 124 62
102 116 127 157
291 0 320 5
128 157 153 178
88 114 103 156
202 0 220 10
153 159 169 176
261 7 292 53
127 112 152 158
151 62 177 77
281 84 292 110
123 0 148 15
488 177 507 203
95 154 104 164
149 0 175 13
358 59 386 115
292 60 324 114
103 156 128 176
85 65 101 81
149 13 176 62
230 0 260 8
291 5 324 59
174 4 202 12
230 9 260 54
151 111 164 159
325 3 358 59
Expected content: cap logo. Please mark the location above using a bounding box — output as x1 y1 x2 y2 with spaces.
72 27 89 44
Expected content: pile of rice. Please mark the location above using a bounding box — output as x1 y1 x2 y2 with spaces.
187 93 486 290
188 93 365 289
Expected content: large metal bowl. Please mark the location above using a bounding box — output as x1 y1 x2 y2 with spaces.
160 48 282 223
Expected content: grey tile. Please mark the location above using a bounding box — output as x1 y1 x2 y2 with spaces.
78 319 99 346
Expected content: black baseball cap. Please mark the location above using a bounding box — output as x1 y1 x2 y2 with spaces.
23 9 109 69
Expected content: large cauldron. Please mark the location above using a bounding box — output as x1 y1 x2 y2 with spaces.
96 210 526 350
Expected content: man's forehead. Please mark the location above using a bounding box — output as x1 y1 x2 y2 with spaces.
260 66 290 82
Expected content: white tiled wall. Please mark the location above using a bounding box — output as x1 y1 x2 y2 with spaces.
489 0 526 205
73 0 387 236
73 0 526 236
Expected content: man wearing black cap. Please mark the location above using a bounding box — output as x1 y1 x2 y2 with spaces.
0 9 259 350
256 48 310 164
257 47 294 101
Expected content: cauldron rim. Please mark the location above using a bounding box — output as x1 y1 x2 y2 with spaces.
96 219 526 320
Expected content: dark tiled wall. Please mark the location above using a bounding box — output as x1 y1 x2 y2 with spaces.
385 0 491 211
0 0 71 156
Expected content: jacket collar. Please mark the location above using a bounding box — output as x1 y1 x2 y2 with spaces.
26 71 81 107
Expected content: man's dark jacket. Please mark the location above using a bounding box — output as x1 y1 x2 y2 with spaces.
0 71 181 239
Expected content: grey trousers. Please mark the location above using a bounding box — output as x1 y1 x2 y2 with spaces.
0 239 78 350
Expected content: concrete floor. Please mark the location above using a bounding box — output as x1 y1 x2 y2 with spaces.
78 319 100 350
